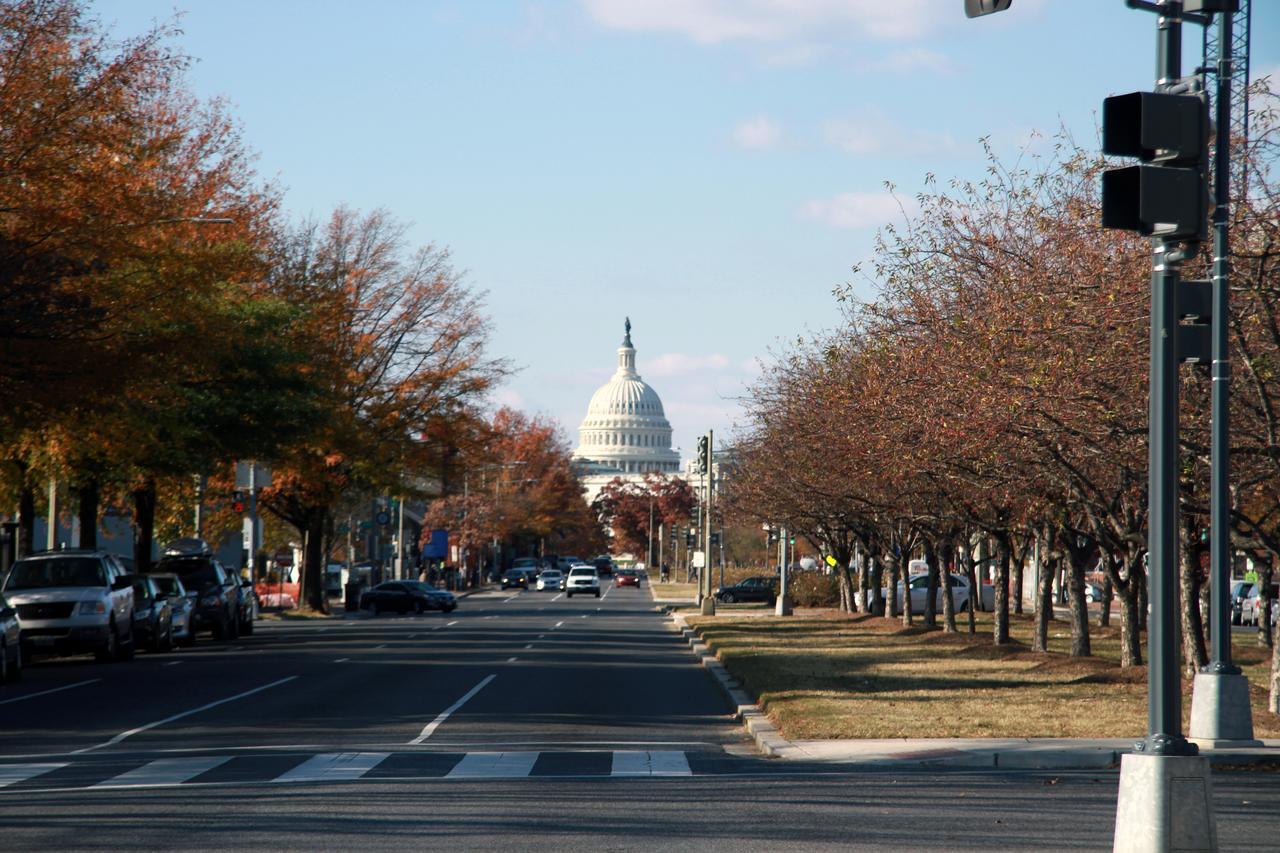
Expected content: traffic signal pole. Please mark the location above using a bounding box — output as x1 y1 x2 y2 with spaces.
700 430 716 616
1188 0 1258 748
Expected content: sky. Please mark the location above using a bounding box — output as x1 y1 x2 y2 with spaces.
96 0 1280 461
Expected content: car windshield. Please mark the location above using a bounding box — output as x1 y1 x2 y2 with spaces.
5 557 106 590
569 568 595 577
541 571 561 578
158 559 220 591
151 576 186 596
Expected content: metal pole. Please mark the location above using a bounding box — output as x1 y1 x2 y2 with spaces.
396 495 405 581
194 474 206 538
647 499 654 569
700 430 716 615
46 479 57 551
1207 6 1236 674
1140 2 1193 757
247 463 258 584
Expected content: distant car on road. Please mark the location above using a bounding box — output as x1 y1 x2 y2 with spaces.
3 550 136 662
556 556 584 573
614 569 640 588
361 581 455 614
897 573 982 615
592 556 614 578
0 593 22 683
566 566 600 598
715 576 776 604
501 569 530 590
131 575 173 652
536 570 564 592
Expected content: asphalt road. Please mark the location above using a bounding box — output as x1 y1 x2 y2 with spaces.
0 582 1277 851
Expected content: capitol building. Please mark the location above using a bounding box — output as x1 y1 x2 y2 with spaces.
572 319 681 504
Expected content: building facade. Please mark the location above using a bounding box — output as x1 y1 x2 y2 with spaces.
572 319 681 505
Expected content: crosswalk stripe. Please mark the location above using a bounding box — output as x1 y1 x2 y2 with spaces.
0 763 66 787
274 752 390 783
446 751 539 779
611 750 692 777
93 756 231 788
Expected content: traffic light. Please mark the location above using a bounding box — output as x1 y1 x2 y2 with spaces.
1101 90 1209 241
231 491 245 514
695 436 709 474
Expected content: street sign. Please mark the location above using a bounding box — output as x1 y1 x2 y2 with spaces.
274 548 293 568
692 550 706 569
235 461 272 490
242 518 253 549
825 555 838 567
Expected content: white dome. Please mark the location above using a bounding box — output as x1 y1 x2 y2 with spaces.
573 320 681 477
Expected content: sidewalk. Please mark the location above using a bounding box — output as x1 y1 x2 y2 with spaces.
665 610 1280 771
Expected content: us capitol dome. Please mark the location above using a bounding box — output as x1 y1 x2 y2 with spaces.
572 318 681 504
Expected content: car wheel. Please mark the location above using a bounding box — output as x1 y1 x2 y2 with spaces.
241 614 254 636
117 624 135 661
227 612 241 641
9 642 21 683
371 601 381 616
595 590 601 598
161 624 174 652
722 592 735 604
414 601 424 615
95 621 119 663
182 629 196 648
567 592 573 598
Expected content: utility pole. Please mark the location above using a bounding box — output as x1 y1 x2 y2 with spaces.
776 526 792 616
396 495 405 581
194 474 206 539
46 479 57 550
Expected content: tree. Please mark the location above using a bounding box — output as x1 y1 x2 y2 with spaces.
593 473 695 562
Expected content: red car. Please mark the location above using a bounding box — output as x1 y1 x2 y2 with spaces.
615 569 640 588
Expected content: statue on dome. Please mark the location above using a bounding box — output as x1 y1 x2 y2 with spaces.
623 316 632 347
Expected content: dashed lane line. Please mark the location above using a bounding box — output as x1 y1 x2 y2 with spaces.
0 679 101 707
70 676 299 755
407 674 497 745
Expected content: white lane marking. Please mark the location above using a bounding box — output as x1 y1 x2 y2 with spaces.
447 621 459 627
334 658 350 663
407 674 496 745
374 644 386 649
274 752 389 783
503 595 518 603
580 614 588 618
446 751 538 779
163 661 183 667
523 644 533 650
601 585 611 600
0 679 101 707
432 626 443 631
0 763 66 787
610 751 692 777
507 657 518 663
94 756 230 788
537 634 546 639
484 615 497 619
551 593 563 602
71 676 298 755
554 621 564 629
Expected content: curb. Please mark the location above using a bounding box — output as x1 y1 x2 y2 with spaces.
668 611 805 759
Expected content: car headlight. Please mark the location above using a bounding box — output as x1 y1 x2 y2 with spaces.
78 600 107 615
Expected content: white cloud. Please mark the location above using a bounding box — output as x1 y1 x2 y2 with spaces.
580 0 935 44
823 110 958 157
732 116 783 150
645 352 732 377
798 191 914 230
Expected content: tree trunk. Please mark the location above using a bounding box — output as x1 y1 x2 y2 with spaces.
1258 559 1275 650
897 554 911 626
938 537 957 633
132 479 157 574
994 532 1011 645
924 539 939 630
1270 616 1280 714
1066 541 1091 658
962 541 978 634
17 476 35 558
869 554 884 616
836 562 853 612
1099 574 1113 628
1179 522 1207 677
1012 538 1025 616
857 557 870 613
76 477 99 549
1033 527 1056 653
1120 587 1142 666
1138 569 1148 633
302 508 328 613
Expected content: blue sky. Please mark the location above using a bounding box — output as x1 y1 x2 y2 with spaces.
98 0 1279 460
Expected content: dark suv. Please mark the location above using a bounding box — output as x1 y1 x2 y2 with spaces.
153 545 240 641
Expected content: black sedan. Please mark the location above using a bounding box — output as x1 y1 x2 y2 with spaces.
715 576 778 604
501 569 531 590
360 581 456 615
131 575 173 652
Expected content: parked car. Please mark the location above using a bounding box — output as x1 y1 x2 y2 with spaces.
501 569 530 590
0 593 22 683
1084 582 1105 604
614 568 640 588
360 581 455 614
715 576 777 604
153 542 239 640
2 550 135 662
150 573 195 646
225 569 256 636
1231 581 1255 625
1241 584 1278 626
536 570 564 592
565 566 600 598
131 575 173 652
896 573 982 615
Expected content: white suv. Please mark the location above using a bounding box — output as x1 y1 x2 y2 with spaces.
565 566 600 598
3 550 136 662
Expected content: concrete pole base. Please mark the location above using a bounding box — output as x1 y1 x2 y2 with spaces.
775 595 792 616
1189 671 1261 746
1113 753 1217 853
700 596 716 616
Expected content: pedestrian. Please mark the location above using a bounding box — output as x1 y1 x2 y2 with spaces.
660 562 670 583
